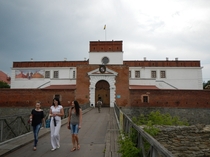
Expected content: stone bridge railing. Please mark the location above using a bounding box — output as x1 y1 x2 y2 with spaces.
114 103 173 157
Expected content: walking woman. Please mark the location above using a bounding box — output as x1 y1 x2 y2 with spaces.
49 97 64 151
67 100 82 152
30 101 44 151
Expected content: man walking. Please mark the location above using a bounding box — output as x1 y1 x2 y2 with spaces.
97 98 102 113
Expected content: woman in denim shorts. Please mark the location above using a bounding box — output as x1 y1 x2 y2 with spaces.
67 100 82 152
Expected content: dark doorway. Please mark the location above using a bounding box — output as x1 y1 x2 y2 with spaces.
95 80 110 107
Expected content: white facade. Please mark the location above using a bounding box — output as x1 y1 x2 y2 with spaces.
89 52 123 65
10 63 203 90
11 67 76 89
129 67 203 89
10 39 203 90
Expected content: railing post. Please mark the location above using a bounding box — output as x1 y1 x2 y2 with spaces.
119 110 123 130
0 120 3 142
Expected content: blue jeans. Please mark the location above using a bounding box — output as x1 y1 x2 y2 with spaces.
33 123 42 147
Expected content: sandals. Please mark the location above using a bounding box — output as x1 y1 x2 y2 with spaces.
71 145 80 152
71 147 76 152
77 145 80 150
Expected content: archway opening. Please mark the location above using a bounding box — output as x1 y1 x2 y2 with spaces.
95 80 110 107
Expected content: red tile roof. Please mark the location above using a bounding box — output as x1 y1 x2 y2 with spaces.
0 71 11 84
43 85 76 89
129 85 159 89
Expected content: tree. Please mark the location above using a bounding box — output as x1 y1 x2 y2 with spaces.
203 80 210 89
0 81 10 88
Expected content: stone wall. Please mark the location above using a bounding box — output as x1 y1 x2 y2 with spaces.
155 125 210 157
121 107 210 125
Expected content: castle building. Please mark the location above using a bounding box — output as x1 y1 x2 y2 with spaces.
10 40 203 107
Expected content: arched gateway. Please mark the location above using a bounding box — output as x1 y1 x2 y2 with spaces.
88 67 118 107
95 80 110 107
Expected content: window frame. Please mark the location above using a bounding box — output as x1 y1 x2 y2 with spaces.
135 70 140 78
151 70 156 78
45 71 50 78
160 70 166 78
141 94 149 103
53 71 59 78
73 70 76 78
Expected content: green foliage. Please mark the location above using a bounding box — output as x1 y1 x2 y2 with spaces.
0 81 10 88
143 120 160 136
132 110 189 127
118 110 189 157
203 80 210 89
118 134 140 157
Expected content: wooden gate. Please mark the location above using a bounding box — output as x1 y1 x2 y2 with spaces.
95 80 110 107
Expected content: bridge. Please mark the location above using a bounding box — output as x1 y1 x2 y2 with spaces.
0 105 174 157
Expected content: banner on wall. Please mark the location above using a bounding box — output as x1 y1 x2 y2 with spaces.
15 69 44 79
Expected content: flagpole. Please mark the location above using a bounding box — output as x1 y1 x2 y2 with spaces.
104 24 106 41
105 29 106 41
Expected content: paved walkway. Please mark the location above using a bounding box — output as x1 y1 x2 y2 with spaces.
0 107 121 157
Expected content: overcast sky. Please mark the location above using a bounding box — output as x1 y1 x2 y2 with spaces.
0 0 210 82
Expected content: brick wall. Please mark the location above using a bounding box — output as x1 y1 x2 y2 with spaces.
130 89 210 108
76 65 130 106
124 60 200 67
122 89 210 124
110 65 130 106
0 89 75 107
76 65 94 104
1 88 210 109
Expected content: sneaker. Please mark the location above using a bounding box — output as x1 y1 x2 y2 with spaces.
51 148 56 151
57 144 60 149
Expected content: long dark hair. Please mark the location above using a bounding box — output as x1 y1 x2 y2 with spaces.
73 100 80 116
52 97 61 106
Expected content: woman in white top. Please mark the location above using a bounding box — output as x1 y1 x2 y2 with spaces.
49 97 64 151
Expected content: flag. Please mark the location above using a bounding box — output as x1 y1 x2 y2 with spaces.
104 25 106 30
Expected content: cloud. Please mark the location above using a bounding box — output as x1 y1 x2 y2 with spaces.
0 0 210 81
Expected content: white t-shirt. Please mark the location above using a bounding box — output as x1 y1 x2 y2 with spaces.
50 105 63 120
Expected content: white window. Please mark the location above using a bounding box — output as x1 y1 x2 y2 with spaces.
135 71 140 78
151 71 156 78
160 71 166 78
53 71 59 78
129 71 131 78
45 71 50 78
73 71 76 78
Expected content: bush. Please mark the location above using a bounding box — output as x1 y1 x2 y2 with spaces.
118 110 189 156
118 134 140 157
0 81 10 88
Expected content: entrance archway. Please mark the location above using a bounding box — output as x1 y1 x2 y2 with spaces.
88 67 118 108
95 80 110 107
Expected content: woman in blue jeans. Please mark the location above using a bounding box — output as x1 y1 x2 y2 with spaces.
30 101 44 151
